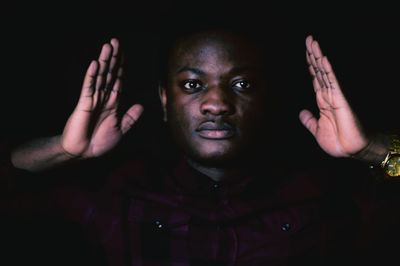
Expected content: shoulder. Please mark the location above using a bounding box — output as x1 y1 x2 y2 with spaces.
259 160 377 204
105 154 173 194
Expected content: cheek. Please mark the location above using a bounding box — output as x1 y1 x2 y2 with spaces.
237 100 265 134
236 100 257 120
167 99 198 137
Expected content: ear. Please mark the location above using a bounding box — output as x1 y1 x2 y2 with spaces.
158 84 168 122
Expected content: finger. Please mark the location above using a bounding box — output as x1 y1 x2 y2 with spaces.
93 43 114 108
309 51 318 69
315 70 325 89
109 38 120 69
121 104 144 135
80 60 98 97
322 56 340 89
104 64 124 107
305 35 314 54
314 51 326 88
321 71 331 88
299 109 317 137
306 51 313 66
306 36 320 75
76 60 98 110
95 43 113 91
311 40 323 59
320 57 333 89
106 38 121 86
308 65 316 77
316 57 324 74
312 76 322 93
105 78 122 109
308 66 323 93
309 40 329 89
307 37 324 74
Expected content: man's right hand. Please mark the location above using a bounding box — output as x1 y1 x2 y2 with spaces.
10 39 143 172
61 38 143 158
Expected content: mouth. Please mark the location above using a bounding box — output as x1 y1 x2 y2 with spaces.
196 122 236 140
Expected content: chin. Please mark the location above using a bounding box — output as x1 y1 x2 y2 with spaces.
178 136 248 166
188 146 241 167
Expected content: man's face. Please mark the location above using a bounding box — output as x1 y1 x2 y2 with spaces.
160 32 267 165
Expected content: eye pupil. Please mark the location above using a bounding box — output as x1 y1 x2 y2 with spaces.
234 80 250 90
182 80 201 92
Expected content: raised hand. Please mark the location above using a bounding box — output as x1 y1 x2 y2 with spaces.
299 35 368 158
61 38 143 158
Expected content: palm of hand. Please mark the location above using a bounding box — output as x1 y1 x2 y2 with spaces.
83 110 123 157
60 39 143 159
300 36 368 158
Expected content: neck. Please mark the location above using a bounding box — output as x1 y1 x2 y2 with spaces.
186 158 245 182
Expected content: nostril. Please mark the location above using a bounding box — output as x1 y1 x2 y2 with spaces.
200 87 235 115
200 98 234 116
201 102 230 115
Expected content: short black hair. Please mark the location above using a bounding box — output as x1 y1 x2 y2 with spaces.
156 19 271 87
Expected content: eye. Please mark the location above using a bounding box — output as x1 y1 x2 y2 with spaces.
232 80 251 91
182 80 203 92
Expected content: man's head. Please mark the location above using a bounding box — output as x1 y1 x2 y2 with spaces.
158 28 268 167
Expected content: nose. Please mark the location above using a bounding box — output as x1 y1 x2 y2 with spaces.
200 86 235 116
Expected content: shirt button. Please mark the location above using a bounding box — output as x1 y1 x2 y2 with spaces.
281 223 291 232
213 183 219 189
155 220 163 229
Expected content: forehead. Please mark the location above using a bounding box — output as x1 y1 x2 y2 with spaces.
169 31 263 67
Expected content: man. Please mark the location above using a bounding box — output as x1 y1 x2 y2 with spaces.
3 27 399 265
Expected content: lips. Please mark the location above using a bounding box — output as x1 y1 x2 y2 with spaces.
196 121 236 140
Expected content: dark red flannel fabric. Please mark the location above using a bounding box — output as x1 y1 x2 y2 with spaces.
2 151 400 265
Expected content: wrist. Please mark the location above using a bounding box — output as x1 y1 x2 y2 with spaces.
351 133 390 164
351 133 400 179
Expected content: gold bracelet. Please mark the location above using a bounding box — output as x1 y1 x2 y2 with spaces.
381 135 400 178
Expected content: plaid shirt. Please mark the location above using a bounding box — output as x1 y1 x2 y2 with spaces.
2 153 400 265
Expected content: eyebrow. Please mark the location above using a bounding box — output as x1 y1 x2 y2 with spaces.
229 66 260 76
176 66 259 76
176 66 206 76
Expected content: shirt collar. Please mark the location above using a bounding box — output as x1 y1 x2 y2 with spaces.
168 157 254 197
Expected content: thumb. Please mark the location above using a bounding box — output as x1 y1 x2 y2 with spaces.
121 104 144 135
299 109 317 137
